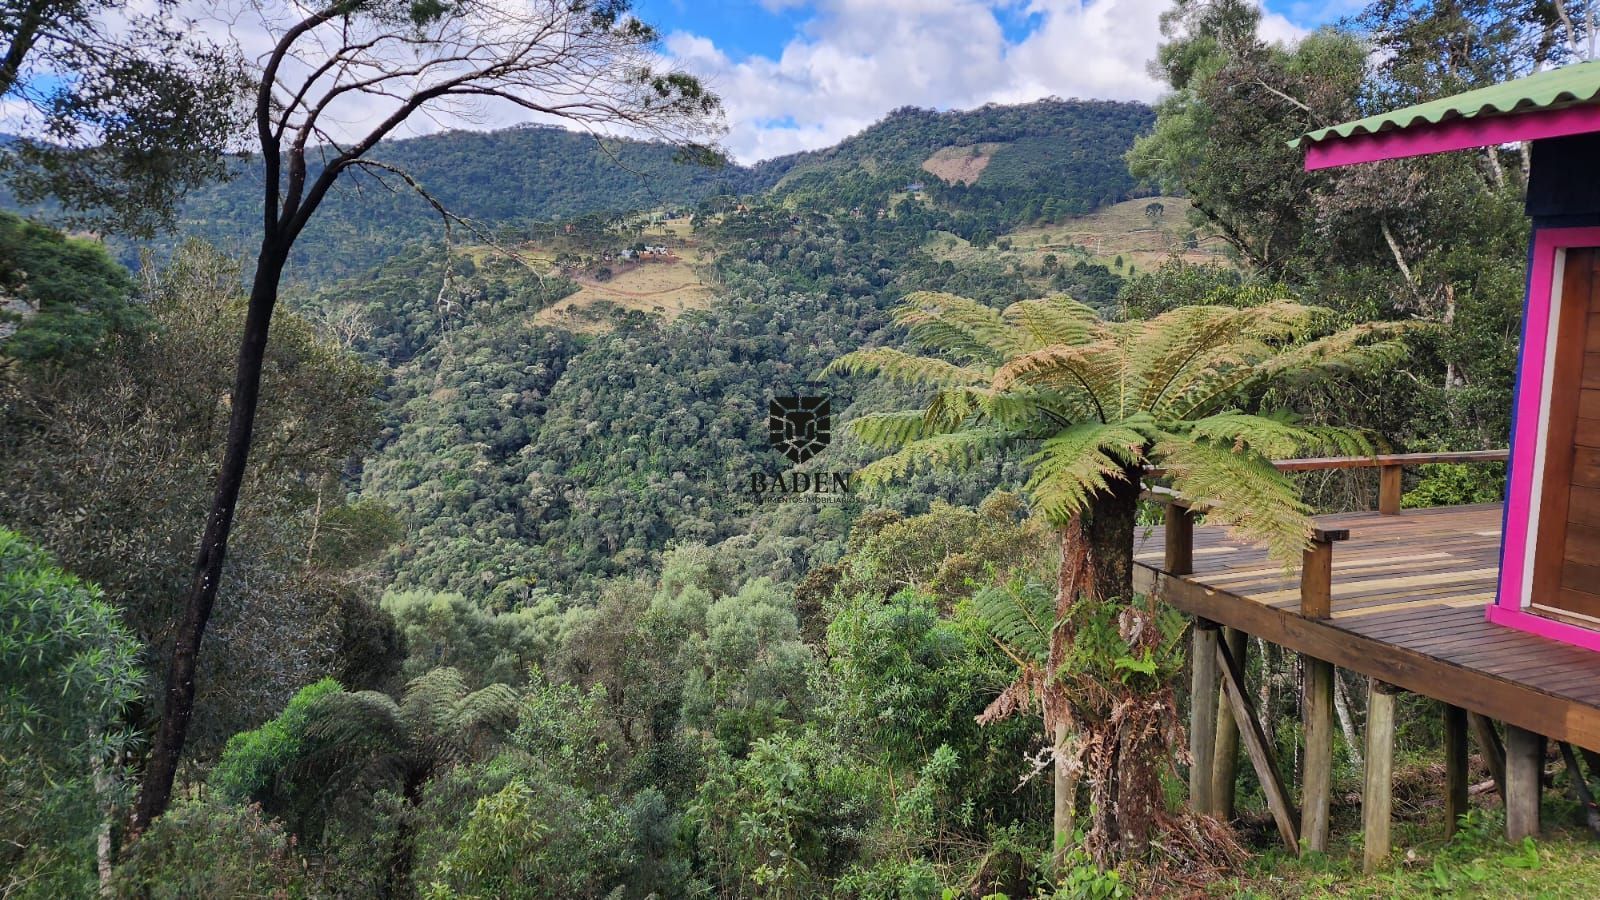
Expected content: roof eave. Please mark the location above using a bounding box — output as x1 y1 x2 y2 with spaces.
1300 103 1600 171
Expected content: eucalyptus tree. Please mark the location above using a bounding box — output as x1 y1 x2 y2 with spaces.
136 0 723 829
828 291 1409 862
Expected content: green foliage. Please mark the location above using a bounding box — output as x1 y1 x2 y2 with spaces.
0 3 243 237
211 679 343 805
381 590 564 687
1403 462 1507 509
0 240 387 750
689 729 878 897
0 210 141 361
112 801 326 899
421 776 632 899
0 529 144 898
833 292 1408 564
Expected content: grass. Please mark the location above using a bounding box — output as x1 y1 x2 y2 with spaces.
1002 197 1231 273
529 219 715 333
1212 806 1600 898
1171 729 1600 900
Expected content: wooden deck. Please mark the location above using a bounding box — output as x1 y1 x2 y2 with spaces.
1133 502 1600 749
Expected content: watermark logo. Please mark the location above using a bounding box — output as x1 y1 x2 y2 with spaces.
768 396 831 464
748 392 852 500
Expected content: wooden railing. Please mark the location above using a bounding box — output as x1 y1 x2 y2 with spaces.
1145 449 1509 589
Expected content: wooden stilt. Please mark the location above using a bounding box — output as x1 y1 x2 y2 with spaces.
1363 680 1399 874
1301 658 1334 852
1212 627 1246 818
1505 724 1545 841
1190 618 1220 815
1444 704 1469 838
1217 635 1300 853
1469 712 1507 800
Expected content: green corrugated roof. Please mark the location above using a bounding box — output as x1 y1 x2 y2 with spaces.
1292 59 1600 148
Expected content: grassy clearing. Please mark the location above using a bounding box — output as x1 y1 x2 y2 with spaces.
998 197 1235 275
532 221 714 333
921 142 1005 185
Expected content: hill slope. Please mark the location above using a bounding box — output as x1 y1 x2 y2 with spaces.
79 98 1155 283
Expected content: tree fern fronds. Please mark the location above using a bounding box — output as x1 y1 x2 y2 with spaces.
925 386 983 431
400 667 470 734
1157 438 1312 566
846 410 952 449
1128 307 1278 412
823 347 986 388
992 344 1121 420
304 690 407 757
854 427 1006 487
1252 321 1418 384
1178 411 1325 460
1000 295 1101 350
895 291 1020 360
971 580 1055 661
1024 422 1148 524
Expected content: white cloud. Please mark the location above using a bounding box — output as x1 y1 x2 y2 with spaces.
1 0 1311 164
666 0 1309 162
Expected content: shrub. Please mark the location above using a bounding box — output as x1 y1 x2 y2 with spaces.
112 801 324 899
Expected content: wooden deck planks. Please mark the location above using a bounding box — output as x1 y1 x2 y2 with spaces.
1134 503 1600 749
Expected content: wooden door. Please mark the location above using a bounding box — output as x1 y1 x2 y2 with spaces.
1532 247 1600 621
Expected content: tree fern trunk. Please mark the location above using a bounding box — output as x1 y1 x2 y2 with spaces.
1086 468 1142 602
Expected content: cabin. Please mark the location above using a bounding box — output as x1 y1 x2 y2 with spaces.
1143 59 1600 871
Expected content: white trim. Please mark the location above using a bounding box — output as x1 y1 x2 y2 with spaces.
1521 248 1568 608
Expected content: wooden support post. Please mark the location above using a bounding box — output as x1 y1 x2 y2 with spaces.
1469 712 1507 800
1505 725 1545 841
1363 679 1400 874
1444 704 1469 839
1300 526 1347 620
1216 635 1300 853
1165 503 1195 576
1301 659 1334 852
1379 464 1403 515
1212 627 1246 818
1298 525 1341 851
1190 618 1220 815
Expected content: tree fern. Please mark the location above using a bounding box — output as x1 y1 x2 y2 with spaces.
832 291 1416 567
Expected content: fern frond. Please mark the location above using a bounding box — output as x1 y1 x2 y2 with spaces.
1180 411 1325 460
992 343 1121 419
823 347 987 388
1253 321 1418 385
846 410 949 449
304 690 407 757
855 427 1006 486
895 291 1020 362
1023 421 1148 524
1155 438 1312 565
1000 295 1101 350
971 581 1055 661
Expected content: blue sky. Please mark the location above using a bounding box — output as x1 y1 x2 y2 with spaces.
636 0 1345 162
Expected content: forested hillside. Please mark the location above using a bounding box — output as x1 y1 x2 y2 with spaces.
101 98 1152 284
5 0 1592 897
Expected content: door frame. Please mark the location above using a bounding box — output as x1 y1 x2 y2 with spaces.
1494 227 1600 650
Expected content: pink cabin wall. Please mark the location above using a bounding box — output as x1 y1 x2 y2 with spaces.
1491 226 1600 652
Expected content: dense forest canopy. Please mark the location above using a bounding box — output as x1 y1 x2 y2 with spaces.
2 0 1591 895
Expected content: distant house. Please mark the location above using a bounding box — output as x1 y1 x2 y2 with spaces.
905 182 925 193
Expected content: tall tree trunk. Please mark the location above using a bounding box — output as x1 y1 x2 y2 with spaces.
132 238 288 830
